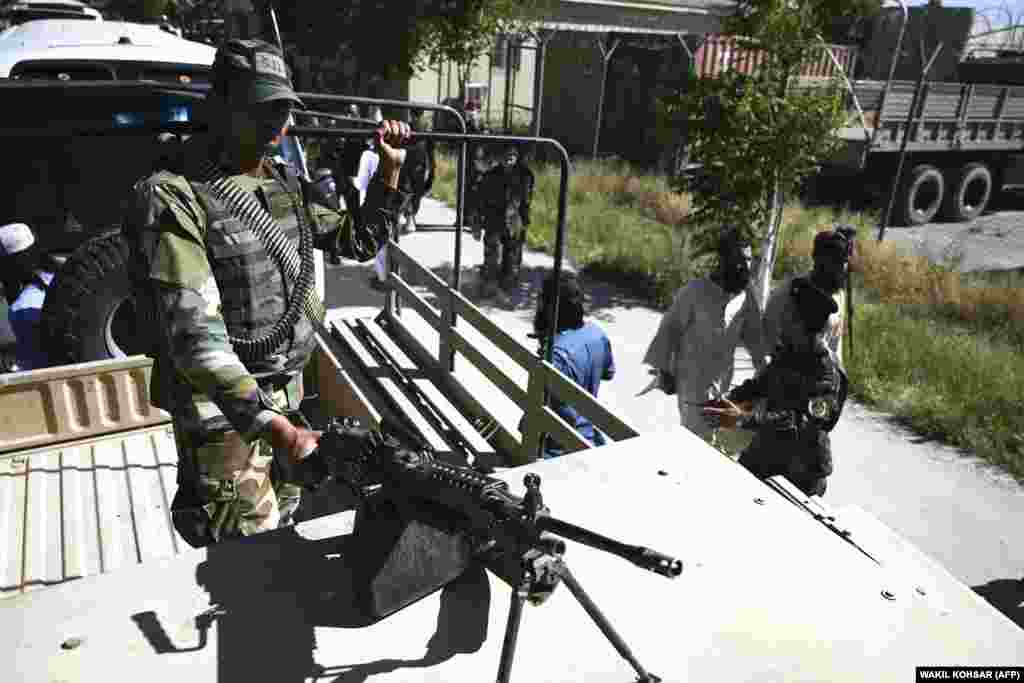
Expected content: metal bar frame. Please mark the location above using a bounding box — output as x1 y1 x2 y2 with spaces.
289 124 573 459
504 36 514 131
593 34 621 160
293 92 469 375
877 43 945 242
529 29 550 138
874 1 909 150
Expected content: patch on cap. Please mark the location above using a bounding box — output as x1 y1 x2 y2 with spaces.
213 39 303 106
254 52 288 80
0 223 35 256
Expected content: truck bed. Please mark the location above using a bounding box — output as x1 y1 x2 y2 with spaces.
0 425 192 598
0 337 376 599
829 79 1024 171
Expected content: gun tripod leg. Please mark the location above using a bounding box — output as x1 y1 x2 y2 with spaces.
556 564 662 683
495 578 530 683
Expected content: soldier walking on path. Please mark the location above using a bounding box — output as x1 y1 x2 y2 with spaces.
478 144 534 298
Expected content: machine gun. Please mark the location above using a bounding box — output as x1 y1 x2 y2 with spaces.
295 417 683 683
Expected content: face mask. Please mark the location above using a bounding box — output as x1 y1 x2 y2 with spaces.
720 260 751 294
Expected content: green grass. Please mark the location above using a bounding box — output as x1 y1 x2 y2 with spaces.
848 304 1024 479
434 154 697 305
433 153 1024 480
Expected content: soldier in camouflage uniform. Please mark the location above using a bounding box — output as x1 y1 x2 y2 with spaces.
478 145 534 297
125 39 411 547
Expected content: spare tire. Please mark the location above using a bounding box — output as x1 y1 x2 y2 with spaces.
41 232 153 364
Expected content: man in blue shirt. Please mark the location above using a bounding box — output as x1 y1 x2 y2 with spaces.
0 223 56 372
533 270 615 459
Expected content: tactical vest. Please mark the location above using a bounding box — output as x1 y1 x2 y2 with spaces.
483 168 529 228
187 164 316 380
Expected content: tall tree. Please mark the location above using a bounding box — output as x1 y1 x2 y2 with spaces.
659 0 880 307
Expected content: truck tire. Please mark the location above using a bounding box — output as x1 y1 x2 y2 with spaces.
41 232 152 364
896 164 945 226
941 162 993 222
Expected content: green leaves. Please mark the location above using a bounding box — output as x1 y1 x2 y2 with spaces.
419 0 552 77
658 0 853 261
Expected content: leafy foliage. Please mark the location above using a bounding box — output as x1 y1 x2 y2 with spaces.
657 0 854 278
667 72 846 259
419 0 552 76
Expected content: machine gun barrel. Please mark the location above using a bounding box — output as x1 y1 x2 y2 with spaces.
302 419 682 579
538 516 683 578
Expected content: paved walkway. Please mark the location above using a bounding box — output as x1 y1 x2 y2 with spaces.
321 197 1024 628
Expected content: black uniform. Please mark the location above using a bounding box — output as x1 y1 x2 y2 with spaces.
728 277 849 497
479 159 534 290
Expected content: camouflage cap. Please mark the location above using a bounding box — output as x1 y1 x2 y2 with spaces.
212 39 303 108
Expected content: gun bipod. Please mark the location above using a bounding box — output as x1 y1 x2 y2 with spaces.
490 474 664 683
493 539 662 683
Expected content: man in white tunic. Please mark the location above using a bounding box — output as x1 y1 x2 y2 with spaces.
643 231 767 440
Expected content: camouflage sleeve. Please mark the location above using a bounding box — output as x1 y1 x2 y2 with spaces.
133 178 280 442
307 178 406 263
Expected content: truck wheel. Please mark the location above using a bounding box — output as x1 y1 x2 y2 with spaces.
941 162 993 222
896 164 944 226
41 233 152 364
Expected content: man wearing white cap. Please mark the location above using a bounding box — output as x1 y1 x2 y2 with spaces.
0 222 58 371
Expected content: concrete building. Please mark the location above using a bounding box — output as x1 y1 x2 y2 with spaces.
409 1 736 164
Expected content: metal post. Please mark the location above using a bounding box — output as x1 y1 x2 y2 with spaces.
531 30 549 137
487 52 495 129
537 130 573 460
504 35 514 131
592 35 621 160
510 40 520 129
437 60 443 104
875 1 909 145
451 136 467 372
877 43 944 242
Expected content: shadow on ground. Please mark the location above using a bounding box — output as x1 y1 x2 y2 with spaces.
323 258 388 311
973 578 1024 630
421 260 655 326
